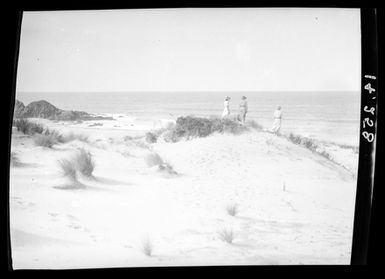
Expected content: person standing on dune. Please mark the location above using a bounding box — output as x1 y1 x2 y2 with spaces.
222 96 231 119
239 96 248 125
270 105 282 135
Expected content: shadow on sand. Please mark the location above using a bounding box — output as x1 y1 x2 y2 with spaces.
89 175 131 186
53 180 111 192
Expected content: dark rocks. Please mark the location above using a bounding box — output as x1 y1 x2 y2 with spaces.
14 100 25 118
13 99 114 121
22 100 63 119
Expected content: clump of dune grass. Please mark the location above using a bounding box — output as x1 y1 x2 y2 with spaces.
14 118 44 135
10 152 21 167
285 132 335 160
74 148 95 177
247 119 264 131
145 131 158 143
218 227 235 244
33 133 58 148
145 152 164 167
141 238 154 257
43 128 64 142
225 203 239 217
159 162 178 175
133 140 150 149
145 153 178 175
61 132 89 143
57 158 78 181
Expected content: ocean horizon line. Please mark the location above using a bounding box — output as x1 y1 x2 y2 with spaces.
16 90 360 95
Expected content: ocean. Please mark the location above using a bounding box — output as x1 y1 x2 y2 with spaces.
16 91 361 146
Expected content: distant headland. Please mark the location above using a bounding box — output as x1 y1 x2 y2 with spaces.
14 99 114 121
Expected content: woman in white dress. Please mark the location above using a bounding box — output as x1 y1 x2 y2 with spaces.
271 106 282 134
239 96 248 125
222 96 231 118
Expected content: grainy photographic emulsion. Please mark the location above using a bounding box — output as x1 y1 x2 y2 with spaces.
9 8 371 268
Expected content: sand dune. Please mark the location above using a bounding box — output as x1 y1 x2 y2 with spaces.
9 118 358 268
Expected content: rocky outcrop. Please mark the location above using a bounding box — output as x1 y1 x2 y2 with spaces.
14 99 114 121
14 100 25 118
22 100 63 119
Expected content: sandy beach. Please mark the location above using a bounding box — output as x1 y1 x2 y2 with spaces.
9 116 359 269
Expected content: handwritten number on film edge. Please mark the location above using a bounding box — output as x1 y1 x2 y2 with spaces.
362 76 376 143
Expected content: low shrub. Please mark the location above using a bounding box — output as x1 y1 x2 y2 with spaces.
160 116 248 142
174 116 213 139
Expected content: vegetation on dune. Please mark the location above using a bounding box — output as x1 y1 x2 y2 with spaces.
57 148 95 183
152 116 250 143
57 158 78 181
145 153 164 167
247 119 264 131
218 227 235 244
144 152 177 175
225 203 239 217
33 134 58 148
13 119 44 135
145 131 159 144
10 152 21 167
60 132 89 143
141 238 154 257
74 148 95 177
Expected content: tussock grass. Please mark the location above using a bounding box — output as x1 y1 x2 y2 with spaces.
247 119 264 131
225 203 239 217
218 227 235 244
43 128 64 142
74 148 95 177
57 158 78 181
285 132 335 160
14 119 44 135
33 134 58 148
145 153 164 167
159 163 178 175
141 238 153 256
61 132 89 143
145 152 178 175
10 152 21 167
57 148 95 181
145 132 158 143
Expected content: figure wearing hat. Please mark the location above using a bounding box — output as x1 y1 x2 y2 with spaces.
239 96 248 125
222 96 231 118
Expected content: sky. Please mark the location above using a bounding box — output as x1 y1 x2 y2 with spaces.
16 8 361 93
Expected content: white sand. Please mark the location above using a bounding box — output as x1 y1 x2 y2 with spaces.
9 118 358 269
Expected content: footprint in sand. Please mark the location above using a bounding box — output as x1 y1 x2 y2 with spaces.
48 213 89 232
12 198 35 210
66 214 88 231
